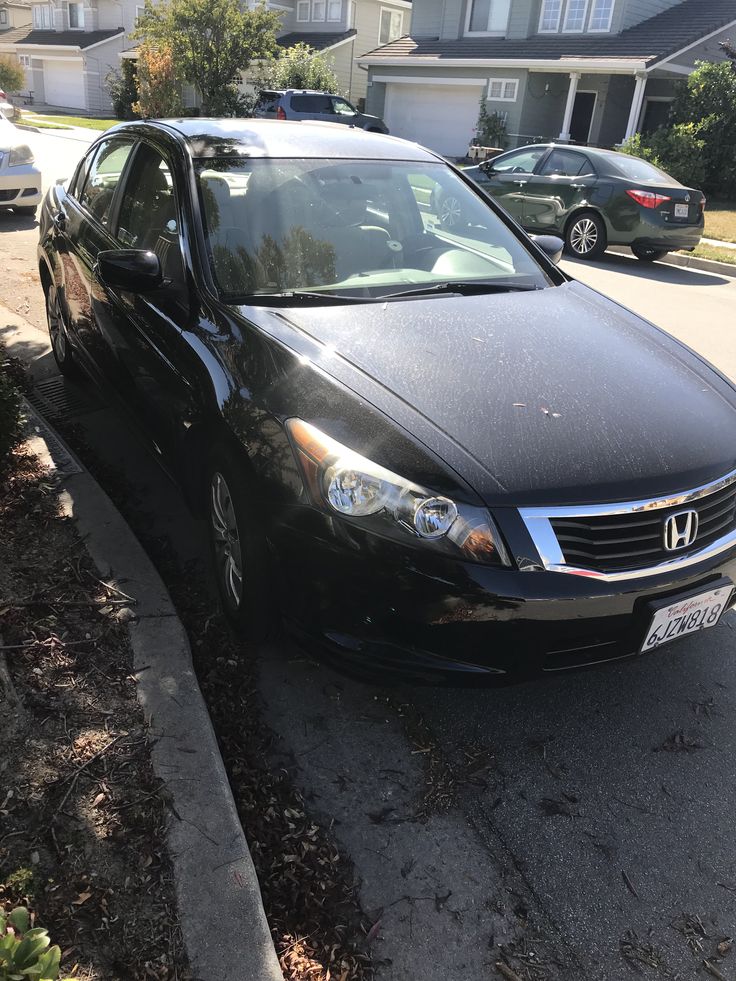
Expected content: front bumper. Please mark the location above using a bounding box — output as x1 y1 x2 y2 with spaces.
275 508 736 684
0 164 42 208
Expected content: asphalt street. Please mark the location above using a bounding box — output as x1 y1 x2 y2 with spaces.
3 128 736 980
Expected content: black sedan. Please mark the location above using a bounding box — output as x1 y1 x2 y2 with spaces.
434 143 705 262
38 119 736 683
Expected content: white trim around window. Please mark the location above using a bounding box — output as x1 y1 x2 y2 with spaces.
562 0 589 32
538 0 562 33
0 9 7 24
68 2 83 29
296 0 309 20
311 0 326 20
327 0 341 20
464 0 511 36
18 54 31 67
588 0 614 32
32 4 52 28
487 77 518 102
379 7 402 45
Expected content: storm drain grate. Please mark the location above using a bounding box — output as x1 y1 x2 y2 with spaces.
27 375 103 422
22 401 83 477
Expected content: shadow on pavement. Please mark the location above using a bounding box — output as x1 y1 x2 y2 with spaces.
0 210 38 232
566 250 732 287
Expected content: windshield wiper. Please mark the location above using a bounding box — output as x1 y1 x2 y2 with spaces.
240 290 378 305
380 281 541 300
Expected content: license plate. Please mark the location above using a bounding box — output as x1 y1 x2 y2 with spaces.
674 203 689 218
640 583 733 654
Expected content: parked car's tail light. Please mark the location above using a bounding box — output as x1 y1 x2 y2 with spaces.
9 144 34 167
276 106 287 120
700 197 707 214
286 418 509 565
626 189 671 209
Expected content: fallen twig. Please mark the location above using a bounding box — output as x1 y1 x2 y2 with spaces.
52 733 125 819
0 632 24 721
704 960 729 981
495 962 525 981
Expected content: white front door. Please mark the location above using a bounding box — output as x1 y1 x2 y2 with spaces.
383 82 484 158
43 60 85 110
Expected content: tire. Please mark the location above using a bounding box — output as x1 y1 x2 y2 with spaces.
207 447 276 641
45 282 81 379
13 205 37 216
439 193 463 228
565 211 607 261
631 245 669 263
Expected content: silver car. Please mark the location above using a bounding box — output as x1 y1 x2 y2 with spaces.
253 89 388 133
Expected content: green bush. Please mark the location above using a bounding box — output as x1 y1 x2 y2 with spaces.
620 123 707 191
0 365 22 471
105 60 140 120
0 908 73 980
472 97 507 149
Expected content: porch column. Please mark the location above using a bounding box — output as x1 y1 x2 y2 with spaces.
623 73 647 141
558 72 581 142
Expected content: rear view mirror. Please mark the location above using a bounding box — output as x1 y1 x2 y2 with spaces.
95 249 162 292
530 234 564 266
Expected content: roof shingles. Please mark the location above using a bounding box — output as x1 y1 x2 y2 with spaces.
277 29 357 51
0 25 123 46
361 0 736 67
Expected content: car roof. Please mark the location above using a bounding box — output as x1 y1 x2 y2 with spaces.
105 118 440 162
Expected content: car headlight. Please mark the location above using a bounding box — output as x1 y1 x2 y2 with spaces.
286 418 509 566
9 145 34 167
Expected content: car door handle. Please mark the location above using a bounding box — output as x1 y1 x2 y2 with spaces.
571 183 588 189
513 180 527 187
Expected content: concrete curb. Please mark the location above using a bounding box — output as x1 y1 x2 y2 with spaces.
609 245 736 278
21 400 284 981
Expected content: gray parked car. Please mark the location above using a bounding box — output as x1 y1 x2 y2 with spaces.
253 89 388 133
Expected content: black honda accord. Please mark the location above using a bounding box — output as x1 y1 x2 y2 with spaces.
38 119 736 683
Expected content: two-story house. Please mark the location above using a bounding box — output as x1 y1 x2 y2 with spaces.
269 0 411 106
358 0 736 157
0 0 410 116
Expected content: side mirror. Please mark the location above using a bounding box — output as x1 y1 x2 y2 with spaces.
479 160 494 175
95 249 162 292
530 234 564 266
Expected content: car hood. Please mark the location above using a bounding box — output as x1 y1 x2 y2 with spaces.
242 281 736 507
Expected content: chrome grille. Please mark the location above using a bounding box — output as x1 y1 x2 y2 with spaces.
550 482 736 573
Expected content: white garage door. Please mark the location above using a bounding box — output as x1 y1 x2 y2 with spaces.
43 60 85 110
384 83 484 158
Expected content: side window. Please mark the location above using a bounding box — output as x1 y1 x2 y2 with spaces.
331 97 355 116
493 147 547 175
69 147 96 200
115 144 184 284
78 140 134 227
291 94 334 113
539 149 593 177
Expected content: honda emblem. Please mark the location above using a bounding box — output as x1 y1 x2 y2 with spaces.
663 510 699 551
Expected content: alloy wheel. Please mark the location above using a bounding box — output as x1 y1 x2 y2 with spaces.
210 471 244 609
47 288 67 364
569 217 599 255
440 196 462 227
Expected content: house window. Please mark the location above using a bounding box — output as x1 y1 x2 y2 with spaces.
327 0 340 19
487 78 518 102
589 0 614 31
32 5 52 28
467 0 510 34
296 0 309 20
68 3 82 28
563 0 588 31
539 0 562 32
0 10 7 24
311 0 326 20
18 54 31 67
379 8 401 44
135 4 144 23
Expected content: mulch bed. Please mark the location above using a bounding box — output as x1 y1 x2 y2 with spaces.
0 441 189 980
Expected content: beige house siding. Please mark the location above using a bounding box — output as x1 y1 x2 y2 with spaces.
0 4 32 30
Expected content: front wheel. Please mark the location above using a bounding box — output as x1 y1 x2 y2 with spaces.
631 246 669 263
46 283 80 379
565 212 607 260
207 450 276 641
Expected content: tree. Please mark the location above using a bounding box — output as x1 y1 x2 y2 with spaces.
472 96 507 149
133 42 184 118
134 0 280 116
0 56 25 94
105 59 140 120
249 42 341 96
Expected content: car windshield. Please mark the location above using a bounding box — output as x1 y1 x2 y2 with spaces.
606 154 676 184
195 158 550 301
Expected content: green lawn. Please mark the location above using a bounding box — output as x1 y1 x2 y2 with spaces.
22 113 117 131
683 242 736 265
704 201 736 243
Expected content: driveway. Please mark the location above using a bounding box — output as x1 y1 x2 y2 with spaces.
3 131 736 980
